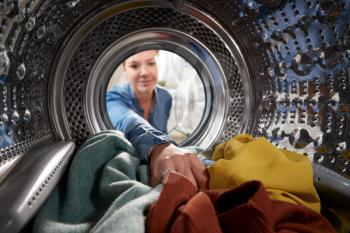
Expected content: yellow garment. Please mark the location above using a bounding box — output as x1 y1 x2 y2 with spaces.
209 134 321 213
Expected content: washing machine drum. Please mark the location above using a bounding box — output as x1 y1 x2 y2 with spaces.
0 0 350 232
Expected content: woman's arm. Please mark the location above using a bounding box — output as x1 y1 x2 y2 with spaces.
107 90 174 162
107 89 208 188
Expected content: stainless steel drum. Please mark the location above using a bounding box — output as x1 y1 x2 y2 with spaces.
0 0 349 232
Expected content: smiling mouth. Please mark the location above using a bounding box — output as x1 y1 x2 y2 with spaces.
139 80 152 86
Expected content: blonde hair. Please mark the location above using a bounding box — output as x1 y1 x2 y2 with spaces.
123 50 159 70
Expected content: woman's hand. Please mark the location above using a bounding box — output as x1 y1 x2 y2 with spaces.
149 143 209 189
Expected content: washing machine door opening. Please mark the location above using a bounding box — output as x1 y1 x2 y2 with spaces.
87 34 232 149
105 49 207 145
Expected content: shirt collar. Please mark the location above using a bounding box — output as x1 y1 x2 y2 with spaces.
127 83 159 110
153 86 160 106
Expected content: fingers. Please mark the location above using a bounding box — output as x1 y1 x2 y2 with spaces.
188 154 209 190
149 143 209 190
183 168 197 189
150 155 175 187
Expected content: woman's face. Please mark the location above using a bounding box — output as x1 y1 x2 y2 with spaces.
124 50 158 95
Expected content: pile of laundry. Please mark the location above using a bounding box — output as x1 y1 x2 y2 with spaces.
33 131 336 233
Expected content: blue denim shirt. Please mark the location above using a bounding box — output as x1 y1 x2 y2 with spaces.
106 84 174 162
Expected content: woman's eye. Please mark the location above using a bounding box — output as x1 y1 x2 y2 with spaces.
130 64 139 69
148 62 156 66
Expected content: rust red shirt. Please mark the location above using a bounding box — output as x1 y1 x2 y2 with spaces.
146 172 335 233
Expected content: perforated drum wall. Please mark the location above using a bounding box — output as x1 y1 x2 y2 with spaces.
253 0 350 178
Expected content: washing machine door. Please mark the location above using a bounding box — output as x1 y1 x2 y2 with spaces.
0 0 350 232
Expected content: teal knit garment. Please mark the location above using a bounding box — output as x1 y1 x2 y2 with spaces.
33 130 162 233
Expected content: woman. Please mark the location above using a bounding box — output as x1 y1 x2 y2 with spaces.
107 50 172 134
106 50 208 189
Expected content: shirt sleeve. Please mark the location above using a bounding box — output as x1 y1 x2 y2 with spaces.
106 90 175 162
